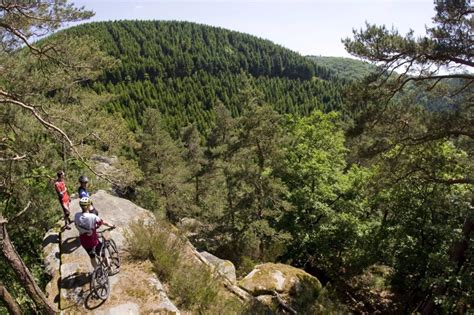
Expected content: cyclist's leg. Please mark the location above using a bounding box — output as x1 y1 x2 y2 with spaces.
107 239 120 275
64 200 72 224
61 203 72 228
86 246 98 269
98 240 110 267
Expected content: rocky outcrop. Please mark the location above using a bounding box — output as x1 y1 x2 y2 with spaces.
42 229 61 307
91 155 119 175
45 190 313 313
43 190 179 314
91 155 118 165
239 263 322 313
199 251 237 283
178 217 204 237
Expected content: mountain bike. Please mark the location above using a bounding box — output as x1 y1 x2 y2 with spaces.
90 227 120 300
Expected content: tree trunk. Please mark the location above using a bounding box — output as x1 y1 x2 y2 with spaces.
451 213 474 271
0 218 57 314
421 199 474 314
195 176 200 205
0 283 22 315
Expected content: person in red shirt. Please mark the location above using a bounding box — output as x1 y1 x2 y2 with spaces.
54 170 72 230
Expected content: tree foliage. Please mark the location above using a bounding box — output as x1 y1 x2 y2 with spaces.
342 0 473 312
0 1 140 312
1 1 472 313
58 20 346 134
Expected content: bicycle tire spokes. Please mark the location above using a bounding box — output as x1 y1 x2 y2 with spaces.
91 266 110 300
89 235 119 301
107 239 121 275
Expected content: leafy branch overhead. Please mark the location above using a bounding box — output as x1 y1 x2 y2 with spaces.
0 0 473 314
342 2 472 313
0 2 138 313
0 1 137 187
343 1 472 154
343 1 473 77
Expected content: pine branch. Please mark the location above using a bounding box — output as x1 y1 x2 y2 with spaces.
0 91 119 186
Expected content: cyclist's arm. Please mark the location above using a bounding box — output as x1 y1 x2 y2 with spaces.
54 182 65 196
100 219 115 229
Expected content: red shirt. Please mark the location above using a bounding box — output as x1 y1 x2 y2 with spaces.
54 180 70 204
75 212 103 249
79 229 101 249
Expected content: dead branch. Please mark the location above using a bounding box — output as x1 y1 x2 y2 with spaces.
272 291 297 314
451 80 474 97
0 283 21 315
0 91 119 186
0 219 57 314
0 155 27 161
10 201 32 221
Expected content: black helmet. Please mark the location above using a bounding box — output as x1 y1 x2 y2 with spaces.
79 175 89 183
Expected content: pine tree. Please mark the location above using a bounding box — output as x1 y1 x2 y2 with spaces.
138 108 192 221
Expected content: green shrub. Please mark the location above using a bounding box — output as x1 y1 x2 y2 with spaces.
125 220 250 313
150 234 183 281
125 220 156 259
126 220 185 280
238 256 258 278
308 285 348 314
169 263 219 311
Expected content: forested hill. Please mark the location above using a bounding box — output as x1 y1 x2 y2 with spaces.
307 56 376 81
62 20 344 133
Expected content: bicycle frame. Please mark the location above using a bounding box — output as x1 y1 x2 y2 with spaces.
89 229 120 300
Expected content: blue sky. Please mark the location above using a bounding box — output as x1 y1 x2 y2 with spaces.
71 0 437 57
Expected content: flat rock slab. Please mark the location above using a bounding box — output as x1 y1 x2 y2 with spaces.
93 302 139 315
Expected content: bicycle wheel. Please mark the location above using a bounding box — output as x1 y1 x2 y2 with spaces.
90 265 110 300
107 239 121 275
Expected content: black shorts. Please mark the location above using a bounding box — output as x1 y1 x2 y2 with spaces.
85 240 105 259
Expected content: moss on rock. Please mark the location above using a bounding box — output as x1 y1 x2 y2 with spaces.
238 263 322 311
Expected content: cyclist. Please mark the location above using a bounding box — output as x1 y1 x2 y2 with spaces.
54 170 72 230
78 175 99 215
74 197 115 269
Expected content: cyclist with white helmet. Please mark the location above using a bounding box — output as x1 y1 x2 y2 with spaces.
75 196 115 269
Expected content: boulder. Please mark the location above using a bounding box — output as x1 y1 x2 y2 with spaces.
148 276 180 314
178 217 203 234
199 251 237 283
91 155 119 176
91 155 118 165
42 229 61 304
42 229 60 277
94 302 139 315
239 263 322 311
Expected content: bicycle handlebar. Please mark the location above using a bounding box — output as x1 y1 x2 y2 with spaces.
97 226 116 234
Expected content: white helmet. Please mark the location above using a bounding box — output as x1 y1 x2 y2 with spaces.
79 197 91 209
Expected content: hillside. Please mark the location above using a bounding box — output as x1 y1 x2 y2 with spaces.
308 56 376 81
61 21 345 133
3 2 472 313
